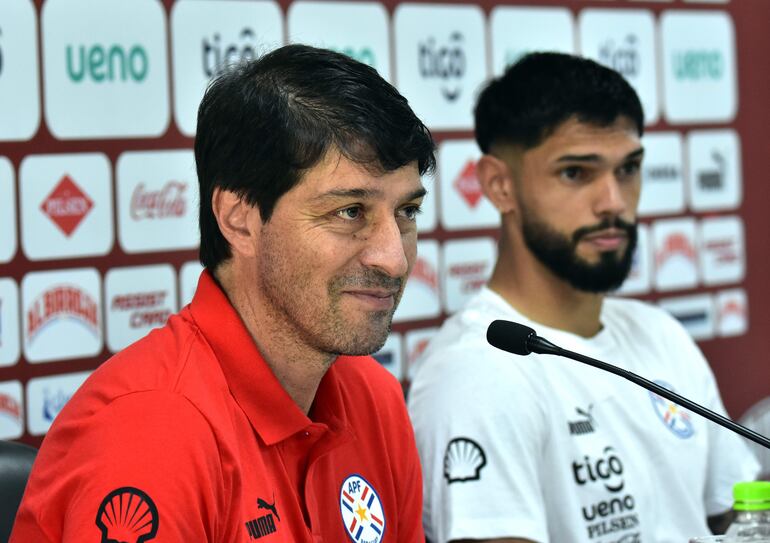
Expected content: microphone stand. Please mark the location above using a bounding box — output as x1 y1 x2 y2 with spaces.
530 334 770 450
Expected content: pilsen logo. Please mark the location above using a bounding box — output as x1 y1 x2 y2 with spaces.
130 181 187 220
655 233 696 268
0 393 21 422
412 258 439 293
453 160 482 208
27 285 98 342
41 175 93 236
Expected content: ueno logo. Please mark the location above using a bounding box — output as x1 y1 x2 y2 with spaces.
27 285 98 342
202 27 256 78
674 50 723 80
330 45 376 67
130 181 187 220
66 43 148 83
418 32 466 101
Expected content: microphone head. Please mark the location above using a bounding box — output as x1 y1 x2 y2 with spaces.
486 320 537 356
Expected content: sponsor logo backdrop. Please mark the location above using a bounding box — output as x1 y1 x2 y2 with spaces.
1 0 768 445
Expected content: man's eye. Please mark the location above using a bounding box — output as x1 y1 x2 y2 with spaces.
400 205 423 221
560 166 584 181
619 161 641 177
335 206 362 220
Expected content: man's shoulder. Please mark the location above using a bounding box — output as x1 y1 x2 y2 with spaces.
61 307 223 424
604 296 690 338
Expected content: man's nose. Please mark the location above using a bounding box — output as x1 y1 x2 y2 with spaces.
359 217 411 278
593 173 629 218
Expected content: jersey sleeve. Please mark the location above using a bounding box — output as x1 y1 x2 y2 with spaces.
659 317 761 517
409 345 550 543
11 391 226 542
701 365 761 515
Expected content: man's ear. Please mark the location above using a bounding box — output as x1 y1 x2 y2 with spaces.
476 154 517 214
211 187 261 258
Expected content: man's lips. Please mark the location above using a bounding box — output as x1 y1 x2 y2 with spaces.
580 228 628 250
343 289 398 310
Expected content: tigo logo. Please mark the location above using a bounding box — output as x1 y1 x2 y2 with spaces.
202 28 257 78
40 174 93 236
453 160 482 208
66 43 148 83
598 34 639 78
419 32 465 102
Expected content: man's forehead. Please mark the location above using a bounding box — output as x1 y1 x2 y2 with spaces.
534 118 642 161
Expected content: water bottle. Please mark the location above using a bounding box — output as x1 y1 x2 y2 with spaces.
725 481 770 539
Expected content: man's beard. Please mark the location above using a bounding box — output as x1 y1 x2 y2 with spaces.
521 210 638 294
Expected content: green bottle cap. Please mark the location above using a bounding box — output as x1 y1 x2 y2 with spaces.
734 482 770 511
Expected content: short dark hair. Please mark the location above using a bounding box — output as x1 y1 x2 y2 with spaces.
195 44 436 270
474 52 644 153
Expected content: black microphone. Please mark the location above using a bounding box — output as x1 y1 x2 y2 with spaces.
486 319 770 450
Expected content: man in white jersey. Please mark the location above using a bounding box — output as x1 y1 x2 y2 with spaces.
408 52 759 543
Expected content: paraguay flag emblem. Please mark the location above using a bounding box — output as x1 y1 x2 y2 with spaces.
339 474 386 542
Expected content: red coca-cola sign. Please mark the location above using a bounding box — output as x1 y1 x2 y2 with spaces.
130 181 187 220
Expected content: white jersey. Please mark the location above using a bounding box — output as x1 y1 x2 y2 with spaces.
408 287 759 543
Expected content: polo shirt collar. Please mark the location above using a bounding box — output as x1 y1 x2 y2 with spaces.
189 270 349 445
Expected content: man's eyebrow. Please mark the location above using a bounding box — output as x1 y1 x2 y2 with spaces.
312 186 427 202
555 147 645 164
312 188 383 201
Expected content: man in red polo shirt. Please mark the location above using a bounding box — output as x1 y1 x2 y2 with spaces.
11 44 435 542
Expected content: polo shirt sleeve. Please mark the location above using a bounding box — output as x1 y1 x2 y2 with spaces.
11 391 228 542
409 345 550 543
389 380 426 541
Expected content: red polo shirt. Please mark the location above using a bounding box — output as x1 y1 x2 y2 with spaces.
11 272 424 542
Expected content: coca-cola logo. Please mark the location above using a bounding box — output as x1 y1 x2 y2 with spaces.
130 181 187 220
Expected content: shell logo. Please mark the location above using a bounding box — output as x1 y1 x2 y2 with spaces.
443 437 487 483
95 487 159 543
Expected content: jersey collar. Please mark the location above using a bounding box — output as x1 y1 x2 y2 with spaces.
189 270 350 446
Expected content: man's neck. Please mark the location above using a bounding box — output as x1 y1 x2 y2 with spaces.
488 240 606 338
214 264 333 415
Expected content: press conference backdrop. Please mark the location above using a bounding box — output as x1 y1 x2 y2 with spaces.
0 0 768 446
